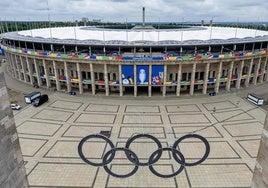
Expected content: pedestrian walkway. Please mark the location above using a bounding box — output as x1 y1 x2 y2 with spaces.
13 91 266 188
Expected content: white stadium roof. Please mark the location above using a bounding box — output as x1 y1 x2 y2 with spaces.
4 26 268 46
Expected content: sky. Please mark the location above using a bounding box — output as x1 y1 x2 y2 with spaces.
0 0 267 23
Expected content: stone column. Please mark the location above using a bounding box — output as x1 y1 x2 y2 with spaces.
0 70 29 188
118 64 123 96
226 61 234 92
64 61 71 92
148 64 152 97
245 58 254 87
251 111 268 187
10 53 18 79
20 56 27 82
134 64 137 97
266 57 268 82
7 53 15 78
43 59 50 88
90 63 95 95
253 57 261 85
259 57 267 83
104 63 109 96
26 57 34 85
34 58 41 86
236 60 244 89
215 61 222 93
53 60 60 91
162 64 167 97
76 63 83 94
203 63 210 94
14 55 22 81
176 64 182 96
190 63 196 96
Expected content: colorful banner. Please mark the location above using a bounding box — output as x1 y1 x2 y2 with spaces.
122 65 134 85
152 65 164 85
137 65 149 85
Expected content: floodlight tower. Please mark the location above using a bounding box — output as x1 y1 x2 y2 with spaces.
142 7 145 27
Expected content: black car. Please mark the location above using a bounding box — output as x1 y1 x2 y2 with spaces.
32 94 49 107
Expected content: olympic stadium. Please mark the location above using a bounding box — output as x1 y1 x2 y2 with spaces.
1 19 268 96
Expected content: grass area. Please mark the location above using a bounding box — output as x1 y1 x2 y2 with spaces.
264 100 268 105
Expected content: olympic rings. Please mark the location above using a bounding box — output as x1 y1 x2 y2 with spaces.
103 147 139 178
78 133 210 178
172 134 210 166
149 147 185 178
78 134 115 166
125 134 162 166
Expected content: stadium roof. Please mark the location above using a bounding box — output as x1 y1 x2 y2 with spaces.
3 26 268 46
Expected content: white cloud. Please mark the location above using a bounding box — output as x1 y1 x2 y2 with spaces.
0 0 267 22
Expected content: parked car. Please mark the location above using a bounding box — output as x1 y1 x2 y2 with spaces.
32 94 49 107
11 103 21 110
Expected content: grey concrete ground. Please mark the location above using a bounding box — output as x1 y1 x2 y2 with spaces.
2 61 268 188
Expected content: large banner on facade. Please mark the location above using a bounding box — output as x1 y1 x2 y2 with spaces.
152 65 164 85
137 65 149 85
122 65 134 85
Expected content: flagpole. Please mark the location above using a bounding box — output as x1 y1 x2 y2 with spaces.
234 17 239 38
180 17 184 55
46 0 52 40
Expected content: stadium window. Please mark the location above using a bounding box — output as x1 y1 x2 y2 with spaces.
113 73 116 80
99 73 104 80
212 71 216 78
169 73 173 81
182 73 187 80
94 72 98 80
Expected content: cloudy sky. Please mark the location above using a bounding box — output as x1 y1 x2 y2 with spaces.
0 0 267 23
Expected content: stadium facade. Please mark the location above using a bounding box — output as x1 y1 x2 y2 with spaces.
1 24 268 97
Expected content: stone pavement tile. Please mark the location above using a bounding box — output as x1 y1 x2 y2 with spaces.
203 101 237 111
44 140 107 159
106 164 179 188
28 163 97 187
119 127 166 138
212 109 254 122
172 126 222 138
166 104 201 113
75 113 116 124
85 104 119 113
125 105 160 113
237 139 261 158
186 164 252 187
32 109 74 122
62 125 113 138
222 122 263 137
169 114 211 124
122 115 163 124
17 121 62 136
49 100 83 110
19 137 47 157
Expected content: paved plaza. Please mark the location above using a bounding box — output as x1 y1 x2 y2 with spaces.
12 92 266 188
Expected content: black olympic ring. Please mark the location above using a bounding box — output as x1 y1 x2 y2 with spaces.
125 134 162 166
78 134 115 166
103 147 139 178
78 133 210 178
172 134 210 166
149 147 185 178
